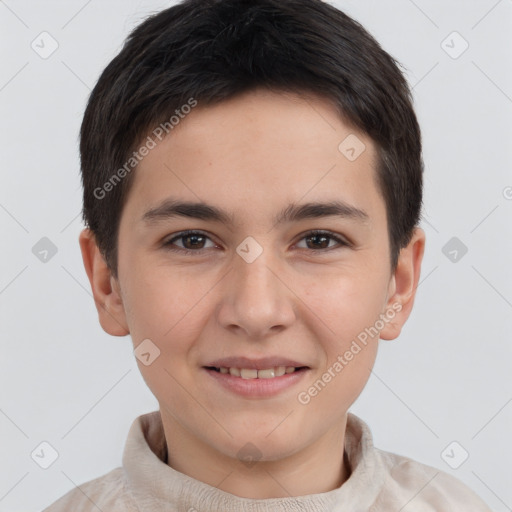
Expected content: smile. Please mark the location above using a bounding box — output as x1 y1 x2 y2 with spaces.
207 366 305 379
203 366 310 398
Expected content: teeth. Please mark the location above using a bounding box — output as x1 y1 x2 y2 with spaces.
275 366 287 376
217 366 297 379
255 368 275 379
240 368 258 379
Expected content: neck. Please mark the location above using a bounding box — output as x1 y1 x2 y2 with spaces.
160 409 350 499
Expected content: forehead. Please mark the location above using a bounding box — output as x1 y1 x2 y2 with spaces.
123 88 384 227
154 89 370 165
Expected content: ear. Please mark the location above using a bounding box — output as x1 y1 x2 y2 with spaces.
379 227 425 340
79 228 129 336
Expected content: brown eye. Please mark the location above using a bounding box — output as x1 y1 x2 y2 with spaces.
296 230 349 251
180 233 206 249
163 231 216 253
305 233 330 249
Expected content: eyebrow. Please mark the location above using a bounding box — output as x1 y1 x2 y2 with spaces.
141 198 369 226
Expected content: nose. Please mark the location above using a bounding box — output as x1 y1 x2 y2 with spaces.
215 245 297 340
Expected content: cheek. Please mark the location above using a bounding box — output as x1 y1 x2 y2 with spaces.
120 257 209 340
302 264 389 337
125 276 209 405
298 277 382 412
122 267 219 400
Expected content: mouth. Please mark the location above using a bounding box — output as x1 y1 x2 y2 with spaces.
202 359 311 398
204 365 309 379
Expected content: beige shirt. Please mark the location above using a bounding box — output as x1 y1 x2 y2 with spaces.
42 410 492 511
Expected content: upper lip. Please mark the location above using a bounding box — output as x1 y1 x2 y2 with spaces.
204 356 309 370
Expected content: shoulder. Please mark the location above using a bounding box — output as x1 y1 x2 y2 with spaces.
372 448 492 511
41 467 137 512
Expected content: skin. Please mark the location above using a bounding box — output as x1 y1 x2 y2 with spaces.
80 88 425 499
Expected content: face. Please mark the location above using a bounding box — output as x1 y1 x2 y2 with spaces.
82 88 424 465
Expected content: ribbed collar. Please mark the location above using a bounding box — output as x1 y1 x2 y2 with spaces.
123 409 384 511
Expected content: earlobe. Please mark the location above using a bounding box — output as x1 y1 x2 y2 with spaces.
78 228 130 336
379 227 426 341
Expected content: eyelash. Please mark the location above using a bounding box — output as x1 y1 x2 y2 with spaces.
162 229 350 255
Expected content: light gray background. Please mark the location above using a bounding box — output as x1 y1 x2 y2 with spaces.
1 1 511 510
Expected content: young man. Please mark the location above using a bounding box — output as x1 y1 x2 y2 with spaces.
43 0 492 509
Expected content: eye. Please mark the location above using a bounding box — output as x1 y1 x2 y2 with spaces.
162 230 217 254
295 230 350 251
162 229 349 255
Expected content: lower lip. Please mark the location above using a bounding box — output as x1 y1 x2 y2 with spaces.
203 367 309 398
